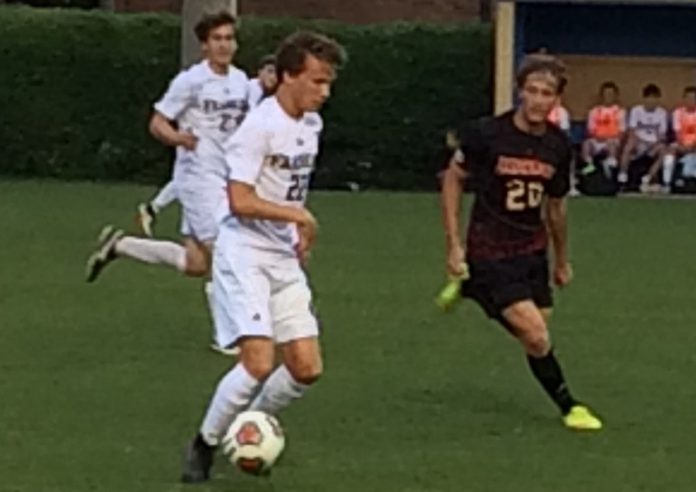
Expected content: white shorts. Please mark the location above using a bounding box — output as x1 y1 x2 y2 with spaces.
588 138 619 156
212 246 319 348
177 182 227 242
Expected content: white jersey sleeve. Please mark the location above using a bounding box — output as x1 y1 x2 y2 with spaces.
154 71 196 120
225 116 269 186
628 106 640 130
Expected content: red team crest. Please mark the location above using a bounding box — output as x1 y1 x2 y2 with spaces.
236 422 264 446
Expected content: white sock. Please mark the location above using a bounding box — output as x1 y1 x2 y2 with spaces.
663 154 676 186
618 171 628 184
115 237 186 272
200 364 261 446
151 181 177 213
204 281 217 343
248 365 309 416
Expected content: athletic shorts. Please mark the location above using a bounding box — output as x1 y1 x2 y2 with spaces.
212 245 319 348
460 251 553 322
177 182 227 242
588 138 619 156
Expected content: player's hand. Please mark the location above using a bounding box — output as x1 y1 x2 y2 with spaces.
446 242 465 279
296 209 318 260
553 262 573 288
178 131 198 151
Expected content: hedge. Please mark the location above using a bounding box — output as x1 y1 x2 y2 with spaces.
0 7 491 190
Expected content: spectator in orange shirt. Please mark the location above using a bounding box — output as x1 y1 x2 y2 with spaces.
581 82 626 177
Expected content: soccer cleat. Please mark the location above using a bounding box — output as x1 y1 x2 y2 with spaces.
181 435 215 484
210 341 241 357
137 202 157 238
85 225 124 283
563 405 603 431
435 263 470 312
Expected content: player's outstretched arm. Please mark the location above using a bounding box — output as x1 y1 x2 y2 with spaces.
546 197 572 287
149 112 197 150
440 156 467 277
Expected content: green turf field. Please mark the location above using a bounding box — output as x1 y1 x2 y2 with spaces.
1 179 695 492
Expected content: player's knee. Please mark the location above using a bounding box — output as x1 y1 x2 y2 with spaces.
286 357 323 385
184 253 210 277
184 244 211 277
239 339 276 380
522 328 551 358
243 357 275 381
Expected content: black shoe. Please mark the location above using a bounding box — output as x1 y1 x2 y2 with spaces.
181 434 215 484
85 225 123 283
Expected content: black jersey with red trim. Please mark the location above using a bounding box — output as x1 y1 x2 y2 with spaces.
457 110 572 261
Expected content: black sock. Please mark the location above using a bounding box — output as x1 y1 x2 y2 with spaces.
527 350 578 415
195 433 216 450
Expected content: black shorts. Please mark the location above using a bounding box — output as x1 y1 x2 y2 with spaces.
460 251 553 321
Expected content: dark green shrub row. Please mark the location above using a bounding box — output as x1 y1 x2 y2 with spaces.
0 7 491 189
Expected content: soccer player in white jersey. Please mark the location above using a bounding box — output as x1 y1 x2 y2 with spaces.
86 12 249 345
137 54 277 238
180 31 346 483
247 54 278 108
618 84 668 187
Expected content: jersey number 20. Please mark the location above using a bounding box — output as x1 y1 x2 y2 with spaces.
506 179 544 211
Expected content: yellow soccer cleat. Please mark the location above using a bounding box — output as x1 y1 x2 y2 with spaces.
435 263 470 312
563 405 603 431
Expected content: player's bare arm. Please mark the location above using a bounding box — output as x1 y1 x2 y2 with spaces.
545 197 572 287
228 181 317 253
441 156 467 277
149 111 198 150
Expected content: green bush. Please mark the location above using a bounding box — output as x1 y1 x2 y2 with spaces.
0 7 491 189
7 1 100 9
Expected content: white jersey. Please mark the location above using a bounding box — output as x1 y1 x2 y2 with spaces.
220 97 322 258
247 78 265 108
154 60 249 184
628 105 667 144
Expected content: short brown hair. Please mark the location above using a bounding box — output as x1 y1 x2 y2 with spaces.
516 54 566 92
258 54 277 71
194 11 236 42
276 31 347 81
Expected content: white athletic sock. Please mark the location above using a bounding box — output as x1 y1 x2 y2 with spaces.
204 281 217 343
151 181 177 213
200 364 261 446
602 157 617 178
115 237 186 272
662 154 676 186
248 365 309 416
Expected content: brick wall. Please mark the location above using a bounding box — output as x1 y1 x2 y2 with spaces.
113 0 483 22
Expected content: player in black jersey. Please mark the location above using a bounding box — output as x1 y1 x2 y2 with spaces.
440 54 602 430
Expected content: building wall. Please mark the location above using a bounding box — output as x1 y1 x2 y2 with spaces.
113 0 482 22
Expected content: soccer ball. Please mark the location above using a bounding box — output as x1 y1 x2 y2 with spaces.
222 411 285 475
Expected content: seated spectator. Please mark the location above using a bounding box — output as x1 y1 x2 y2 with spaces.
618 84 668 187
643 86 696 193
581 81 626 177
